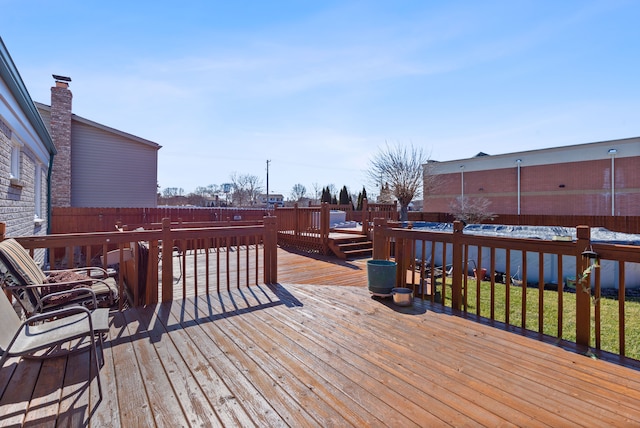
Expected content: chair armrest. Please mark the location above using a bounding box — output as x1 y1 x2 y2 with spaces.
1 305 96 358
44 266 110 277
25 304 93 325
39 287 99 309
2 283 100 313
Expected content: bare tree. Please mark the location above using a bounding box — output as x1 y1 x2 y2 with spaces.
368 142 428 221
206 184 221 195
290 183 307 202
162 187 184 197
230 172 263 207
311 182 322 204
193 186 210 197
244 174 263 206
449 196 496 225
326 184 337 200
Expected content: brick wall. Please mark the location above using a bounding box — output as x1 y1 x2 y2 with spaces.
0 118 47 239
425 157 640 216
50 81 72 207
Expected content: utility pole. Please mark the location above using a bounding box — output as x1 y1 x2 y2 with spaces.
266 159 271 205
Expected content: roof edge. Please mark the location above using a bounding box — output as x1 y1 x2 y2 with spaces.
35 102 161 150
0 37 56 155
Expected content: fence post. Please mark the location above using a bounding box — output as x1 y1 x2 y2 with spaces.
361 198 368 235
161 217 173 302
263 216 278 284
372 218 388 260
451 220 464 310
321 202 330 255
576 225 592 347
294 203 300 238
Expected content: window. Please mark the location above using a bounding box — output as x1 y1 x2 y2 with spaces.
10 143 20 180
9 136 24 187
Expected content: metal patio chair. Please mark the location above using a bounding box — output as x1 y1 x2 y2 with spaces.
0 290 106 399
0 238 118 316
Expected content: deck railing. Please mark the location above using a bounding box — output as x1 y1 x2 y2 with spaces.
276 204 330 254
275 201 398 254
373 218 640 359
2 218 278 309
312 200 399 234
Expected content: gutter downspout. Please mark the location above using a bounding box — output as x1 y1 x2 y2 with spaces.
46 151 54 235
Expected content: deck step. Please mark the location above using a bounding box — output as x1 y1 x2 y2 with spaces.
328 235 372 260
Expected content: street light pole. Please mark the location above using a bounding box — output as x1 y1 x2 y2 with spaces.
516 159 522 215
460 165 465 210
608 149 617 216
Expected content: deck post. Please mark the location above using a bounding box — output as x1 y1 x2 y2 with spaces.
263 216 278 284
372 218 388 260
395 236 410 289
361 198 368 235
576 225 592 347
321 202 330 255
161 217 173 302
451 221 464 310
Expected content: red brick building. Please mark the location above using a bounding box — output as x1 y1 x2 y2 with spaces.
423 137 640 216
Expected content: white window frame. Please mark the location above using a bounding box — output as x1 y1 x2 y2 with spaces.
10 136 24 187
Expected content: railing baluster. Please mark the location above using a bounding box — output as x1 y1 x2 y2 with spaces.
505 249 511 326
476 245 483 316
205 237 210 296
619 261 626 356
558 254 564 338
594 260 601 350
216 236 221 294
463 244 469 312
538 252 545 334
522 250 527 329
490 247 496 320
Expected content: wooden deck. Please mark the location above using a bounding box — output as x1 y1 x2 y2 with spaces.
3 249 640 426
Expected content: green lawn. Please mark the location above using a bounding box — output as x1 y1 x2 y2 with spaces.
435 278 640 361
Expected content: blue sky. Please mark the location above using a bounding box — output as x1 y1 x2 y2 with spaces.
2 0 639 199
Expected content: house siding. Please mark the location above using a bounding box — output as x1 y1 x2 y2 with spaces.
38 106 159 208
70 120 158 207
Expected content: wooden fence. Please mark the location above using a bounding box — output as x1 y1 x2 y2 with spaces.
50 206 270 234
372 218 640 359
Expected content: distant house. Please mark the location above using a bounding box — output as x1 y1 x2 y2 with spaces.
423 137 640 216
36 76 161 208
0 37 56 238
258 193 284 208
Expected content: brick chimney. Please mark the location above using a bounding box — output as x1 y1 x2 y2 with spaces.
50 75 72 207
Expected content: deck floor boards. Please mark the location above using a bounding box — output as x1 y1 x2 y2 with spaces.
4 248 640 426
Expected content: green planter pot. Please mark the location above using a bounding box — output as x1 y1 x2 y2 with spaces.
367 259 397 295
